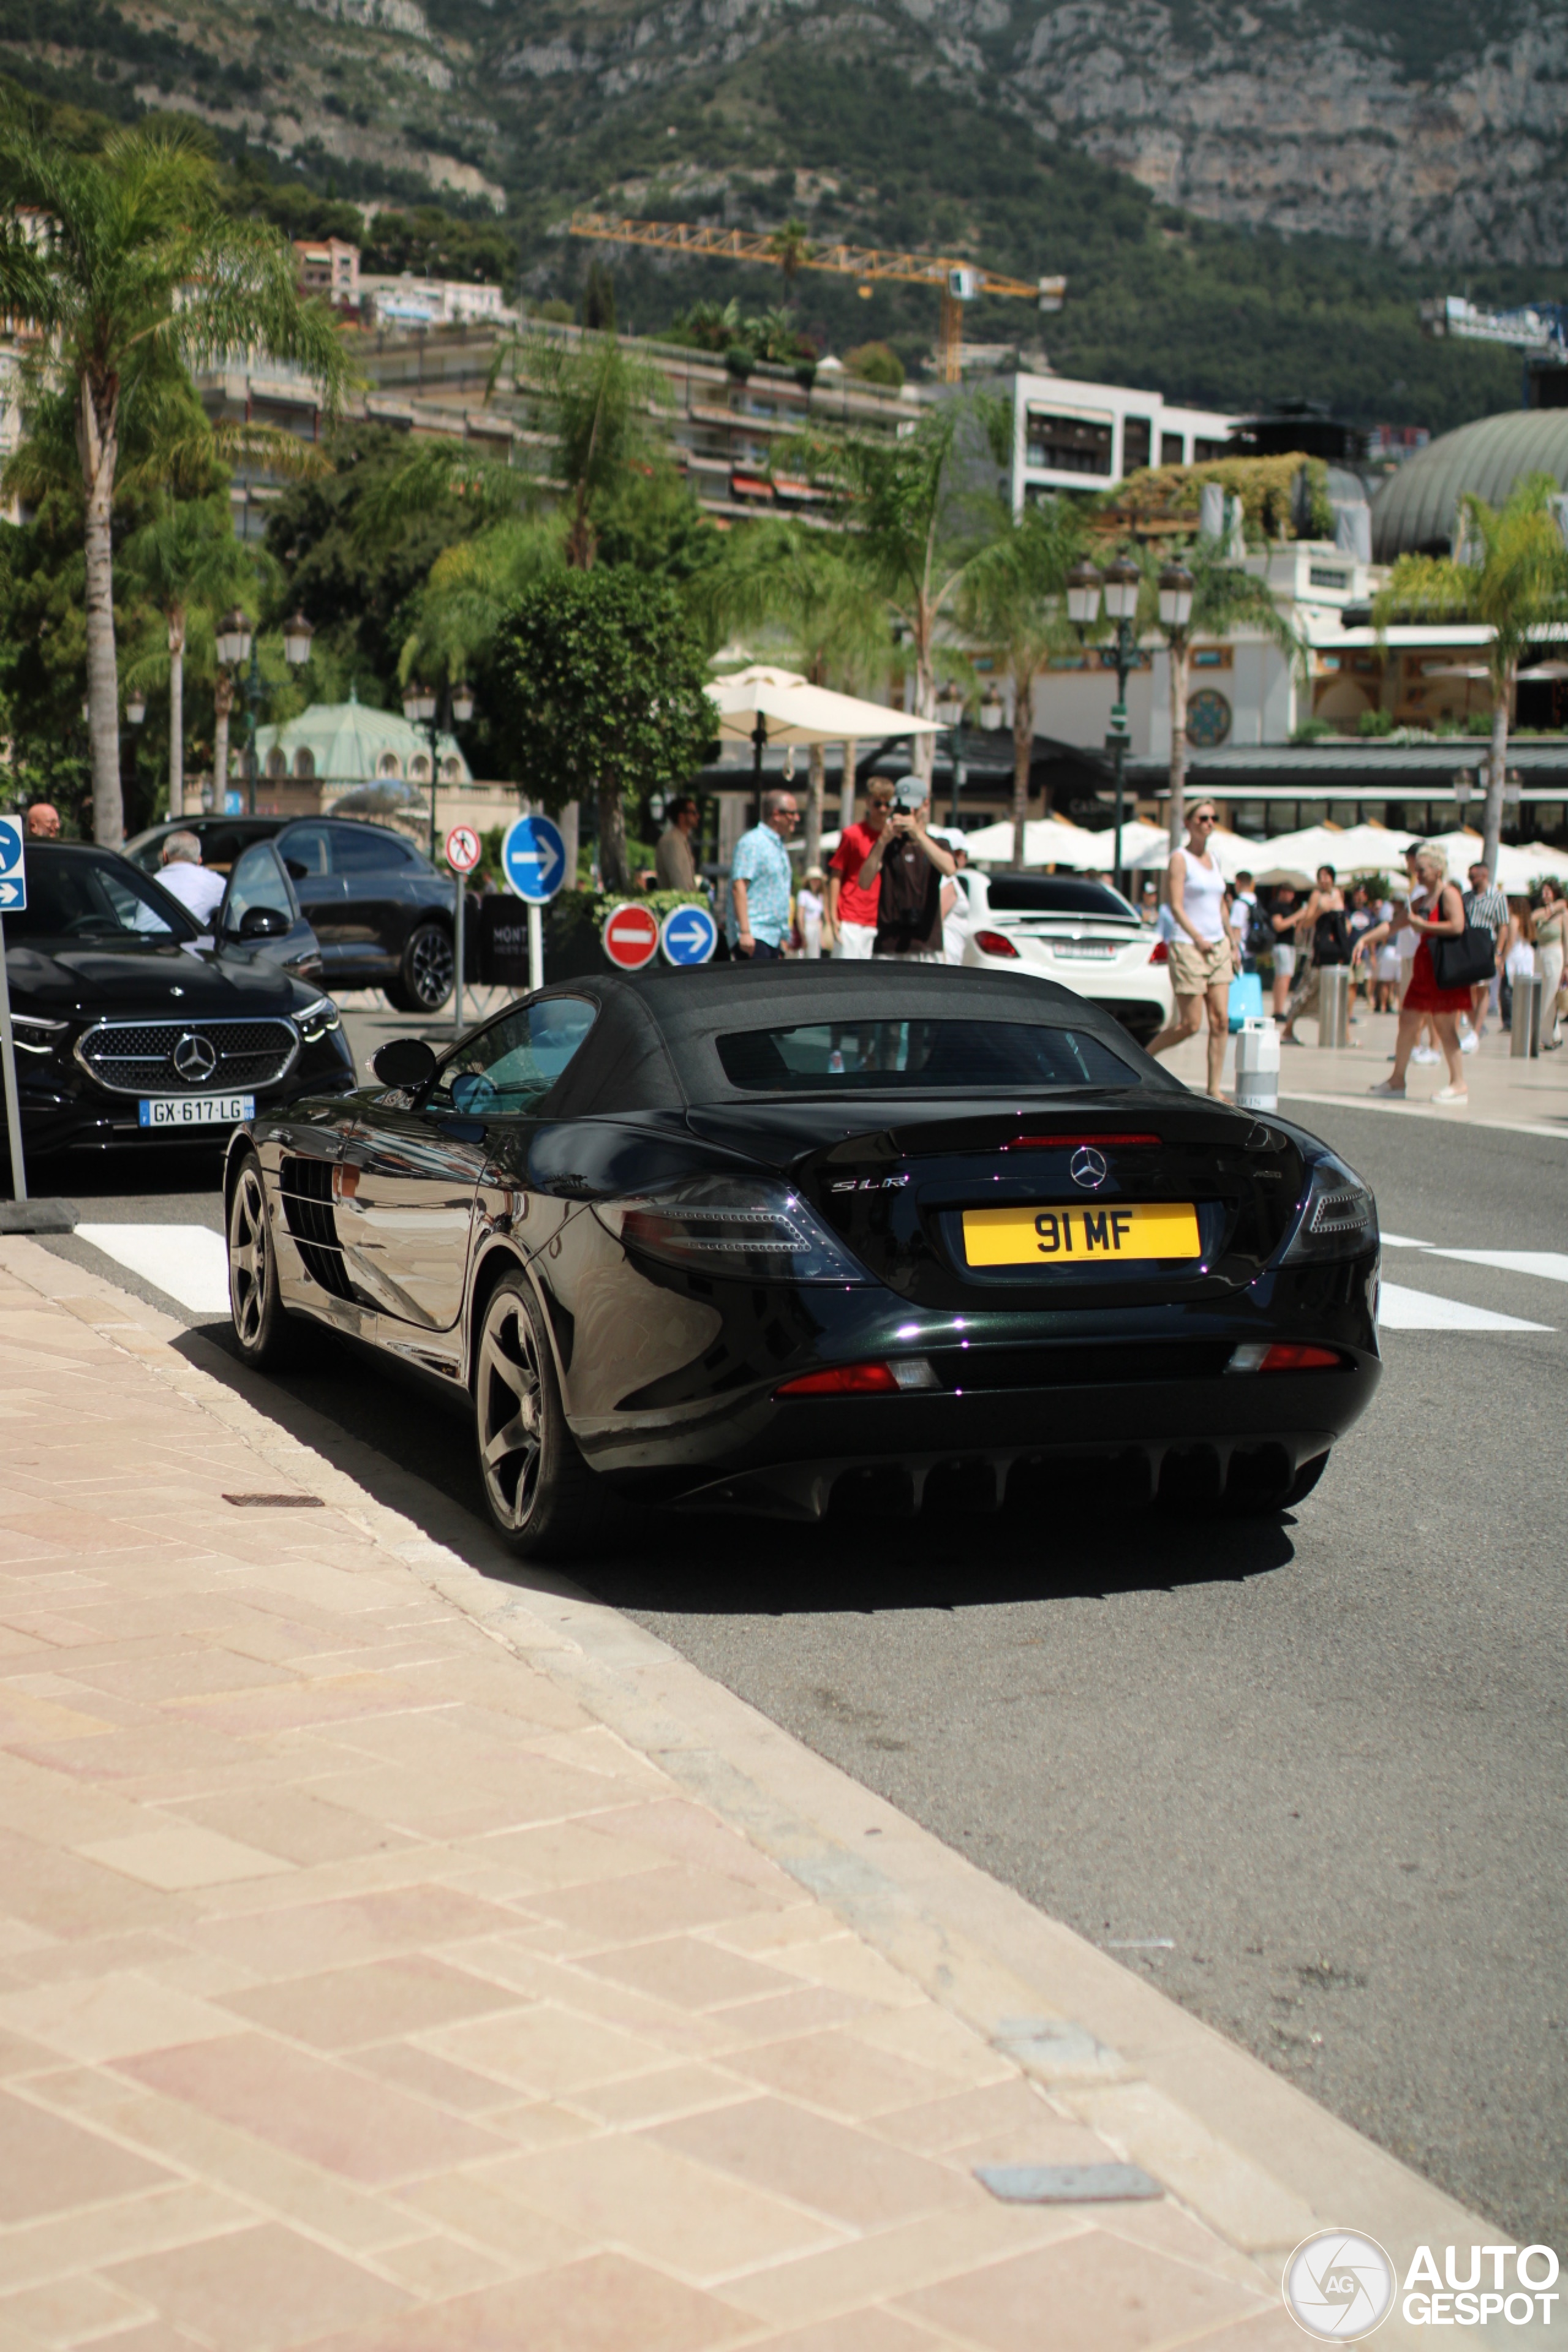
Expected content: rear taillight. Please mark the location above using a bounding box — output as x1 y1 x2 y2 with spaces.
775 1358 941 1398
1148 939 1169 964
974 929 1020 959
1226 1343 1346 1374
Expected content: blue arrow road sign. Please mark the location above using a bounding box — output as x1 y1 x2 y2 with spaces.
502 813 567 905
0 816 25 911
661 902 718 967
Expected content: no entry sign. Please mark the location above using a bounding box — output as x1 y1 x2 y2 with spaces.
601 900 660 971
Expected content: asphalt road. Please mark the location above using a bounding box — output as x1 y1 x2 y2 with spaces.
26 1068 1568 2251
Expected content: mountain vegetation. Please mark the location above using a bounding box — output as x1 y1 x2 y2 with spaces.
0 6 1562 435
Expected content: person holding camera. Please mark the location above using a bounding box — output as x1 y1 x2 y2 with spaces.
858 775 956 963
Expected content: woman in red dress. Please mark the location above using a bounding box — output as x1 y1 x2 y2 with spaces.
1369 846 1470 1102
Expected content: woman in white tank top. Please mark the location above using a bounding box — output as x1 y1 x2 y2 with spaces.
1148 802 1237 1099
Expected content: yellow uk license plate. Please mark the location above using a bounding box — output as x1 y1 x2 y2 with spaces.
962 1201 1201 1267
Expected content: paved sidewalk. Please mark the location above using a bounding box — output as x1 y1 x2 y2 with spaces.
0 1240 1504 2350
1164 1006 1568 1136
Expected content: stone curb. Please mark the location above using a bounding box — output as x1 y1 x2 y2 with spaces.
4 1235 1523 2346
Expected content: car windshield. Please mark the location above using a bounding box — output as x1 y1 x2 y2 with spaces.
715 1018 1141 1093
984 878 1139 919
6 853 198 943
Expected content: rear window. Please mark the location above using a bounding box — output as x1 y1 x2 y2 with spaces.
985 878 1138 918
715 1018 1140 1093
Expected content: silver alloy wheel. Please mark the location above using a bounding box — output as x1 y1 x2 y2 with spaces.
477 1288 543 1531
409 924 454 1009
229 1165 270 1348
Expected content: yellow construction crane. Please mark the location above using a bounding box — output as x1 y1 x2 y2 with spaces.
568 213 1065 385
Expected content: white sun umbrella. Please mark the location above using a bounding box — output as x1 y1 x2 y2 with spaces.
1118 823 1252 880
706 665 941 754
963 816 1096 866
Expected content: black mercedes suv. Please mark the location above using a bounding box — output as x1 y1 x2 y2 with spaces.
126 815 459 1011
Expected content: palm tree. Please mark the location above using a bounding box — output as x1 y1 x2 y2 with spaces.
369 331 667 575
768 220 812 288
121 497 260 818
0 123 345 844
1373 475 1568 870
958 497 1085 867
813 402 991 785
703 521 891 862
1128 533 1300 846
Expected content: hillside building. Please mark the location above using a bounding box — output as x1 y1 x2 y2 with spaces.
1000 371 1237 511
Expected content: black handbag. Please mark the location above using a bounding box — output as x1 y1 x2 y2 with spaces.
1431 921 1499 991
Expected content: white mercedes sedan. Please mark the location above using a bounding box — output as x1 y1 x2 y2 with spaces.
959 870 1174 1049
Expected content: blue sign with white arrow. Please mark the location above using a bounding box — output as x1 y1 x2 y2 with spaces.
501 813 568 905
660 901 718 967
0 815 25 912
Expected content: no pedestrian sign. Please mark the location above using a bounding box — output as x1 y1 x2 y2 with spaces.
0 815 25 911
445 824 481 875
601 901 660 970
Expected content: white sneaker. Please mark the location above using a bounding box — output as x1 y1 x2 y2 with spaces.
1411 1046 1441 1065
1460 1030 1478 1055
1432 1085 1469 1104
1368 1079 1406 1096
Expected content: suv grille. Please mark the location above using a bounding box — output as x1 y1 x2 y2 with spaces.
76 1018 298 1095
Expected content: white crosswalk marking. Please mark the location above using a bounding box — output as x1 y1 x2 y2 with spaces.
75 1224 230 1317
1378 1281 1551 1334
1427 1250 1568 1284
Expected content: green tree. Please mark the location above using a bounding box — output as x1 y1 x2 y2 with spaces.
767 219 812 287
494 571 714 893
810 400 990 785
0 121 345 843
1128 533 1300 846
957 497 1085 867
1373 475 1568 869
120 496 259 819
701 519 890 862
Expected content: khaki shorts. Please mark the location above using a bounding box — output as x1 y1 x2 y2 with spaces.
1169 936 1234 997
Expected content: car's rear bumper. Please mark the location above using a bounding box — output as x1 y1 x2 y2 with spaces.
573 1305 1381 1517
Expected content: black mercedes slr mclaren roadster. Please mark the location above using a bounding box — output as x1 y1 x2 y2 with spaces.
225 962 1381 1558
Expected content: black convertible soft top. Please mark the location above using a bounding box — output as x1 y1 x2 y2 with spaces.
533 962 1172 1118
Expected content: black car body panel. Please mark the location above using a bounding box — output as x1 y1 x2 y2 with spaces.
127 815 456 1000
233 962 1381 1521
3 845 354 1157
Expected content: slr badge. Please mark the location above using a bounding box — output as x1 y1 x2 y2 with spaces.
1069 1146 1108 1191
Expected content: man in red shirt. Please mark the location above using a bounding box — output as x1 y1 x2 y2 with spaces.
827 778 894 959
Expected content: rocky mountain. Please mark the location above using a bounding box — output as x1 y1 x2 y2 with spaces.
5 2 1565 426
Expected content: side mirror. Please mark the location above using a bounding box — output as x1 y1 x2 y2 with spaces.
236 905 289 939
371 1036 439 1089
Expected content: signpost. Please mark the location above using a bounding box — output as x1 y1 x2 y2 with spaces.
0 816 28 1204
601 901 660 971
444 824 482 1035
660 902 718 967
500 813 568 993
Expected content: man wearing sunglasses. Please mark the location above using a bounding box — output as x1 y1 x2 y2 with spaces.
1148 800 1234 1099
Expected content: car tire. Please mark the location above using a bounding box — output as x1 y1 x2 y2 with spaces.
473 1271 617 1559
388 922 454 1013
227 1150 309 1369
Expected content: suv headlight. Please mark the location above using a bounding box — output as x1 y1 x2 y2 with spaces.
294 997 341 1044
600 1175 872 1285
11 1014 67 1057
1278 1150 1378 1264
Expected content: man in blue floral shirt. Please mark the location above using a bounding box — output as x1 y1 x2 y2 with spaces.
727 789 799 959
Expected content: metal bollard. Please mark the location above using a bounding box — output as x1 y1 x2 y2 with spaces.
1235 1017 1280 1112
1511 970 1542 1058
1317 962 1351 1049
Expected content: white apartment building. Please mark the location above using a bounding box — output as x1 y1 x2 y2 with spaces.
358 275 514 331
1003 371 1238 512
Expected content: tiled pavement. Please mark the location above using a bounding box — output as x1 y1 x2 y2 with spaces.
0 1238 1488 2350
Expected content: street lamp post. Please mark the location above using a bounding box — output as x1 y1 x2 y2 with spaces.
1158 558 1196 850
935 680 965 828
1067 554 1142 895
401 680 475 864
214 611 314 816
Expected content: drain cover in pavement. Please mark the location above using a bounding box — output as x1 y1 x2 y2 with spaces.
222 1493 326 1508
975 2163 1161 2204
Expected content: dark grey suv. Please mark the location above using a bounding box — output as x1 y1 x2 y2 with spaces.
126 816 459 1011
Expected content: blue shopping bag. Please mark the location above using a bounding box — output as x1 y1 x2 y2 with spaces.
1227 970 1264 1032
